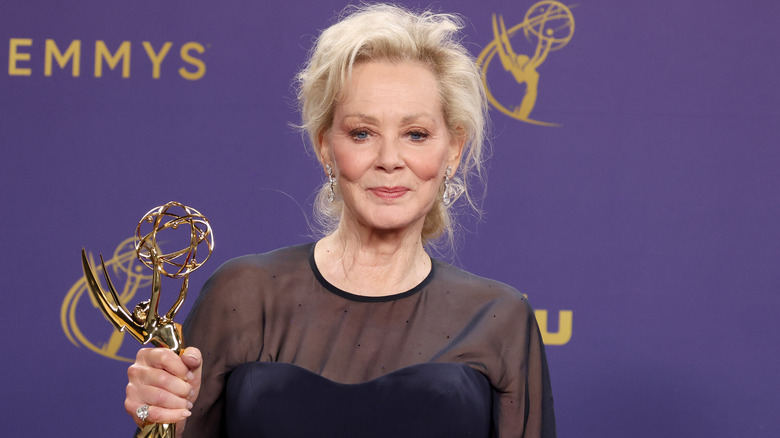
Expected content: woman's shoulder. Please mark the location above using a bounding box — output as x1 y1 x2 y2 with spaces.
210 242 313 276
196 242 313 299
183 243 314 334
431 258 534 318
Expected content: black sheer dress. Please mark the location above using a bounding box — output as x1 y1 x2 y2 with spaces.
181 243 556 437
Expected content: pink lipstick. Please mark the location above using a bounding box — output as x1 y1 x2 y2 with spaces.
369 187 409 200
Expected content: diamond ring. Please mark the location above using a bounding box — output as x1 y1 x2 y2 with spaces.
136 404 150 422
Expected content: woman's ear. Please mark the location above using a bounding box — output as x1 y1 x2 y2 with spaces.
447 128 467 174
317 129 332 169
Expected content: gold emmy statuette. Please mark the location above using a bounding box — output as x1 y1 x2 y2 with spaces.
82 201 214 438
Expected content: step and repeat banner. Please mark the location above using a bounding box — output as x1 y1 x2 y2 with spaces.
1 0 778 436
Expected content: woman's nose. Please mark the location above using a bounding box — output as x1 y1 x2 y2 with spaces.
374 138 405 171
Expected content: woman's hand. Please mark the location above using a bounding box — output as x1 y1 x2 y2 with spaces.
125 346 202 431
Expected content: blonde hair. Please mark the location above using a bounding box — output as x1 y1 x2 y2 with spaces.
296 3 488 247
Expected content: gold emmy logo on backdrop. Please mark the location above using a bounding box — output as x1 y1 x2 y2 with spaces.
61 237 154 362
477 1 575 126
76 201 214 438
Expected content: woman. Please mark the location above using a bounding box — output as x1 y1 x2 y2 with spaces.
125 4 556 437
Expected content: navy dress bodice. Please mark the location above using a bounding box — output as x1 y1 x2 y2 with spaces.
225 362 492 438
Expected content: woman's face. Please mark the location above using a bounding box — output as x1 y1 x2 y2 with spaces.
320 60 464 236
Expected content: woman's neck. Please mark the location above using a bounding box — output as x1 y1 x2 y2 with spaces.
314 224 431 297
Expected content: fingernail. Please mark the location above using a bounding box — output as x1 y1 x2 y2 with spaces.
183 410 192 418
187 353 198 361
189 389 196 399
186 371 195 381
187 401 193 410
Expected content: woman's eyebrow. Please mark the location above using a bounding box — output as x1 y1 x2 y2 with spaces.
342 113 435 124
400 113 435 124
342 113 379 124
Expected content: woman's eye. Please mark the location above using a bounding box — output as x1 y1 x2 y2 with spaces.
409 131 428 141
350 129 370 141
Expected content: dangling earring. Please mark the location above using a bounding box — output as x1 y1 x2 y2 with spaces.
442 166 457 206
325 164 336 203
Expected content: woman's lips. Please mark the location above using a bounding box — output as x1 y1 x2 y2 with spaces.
369 187 409 199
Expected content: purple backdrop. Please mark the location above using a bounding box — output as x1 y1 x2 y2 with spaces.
1 0 778 436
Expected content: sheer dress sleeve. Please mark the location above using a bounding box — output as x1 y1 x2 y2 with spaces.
180 255 272 437
484 287 556 436
429 260 557 437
